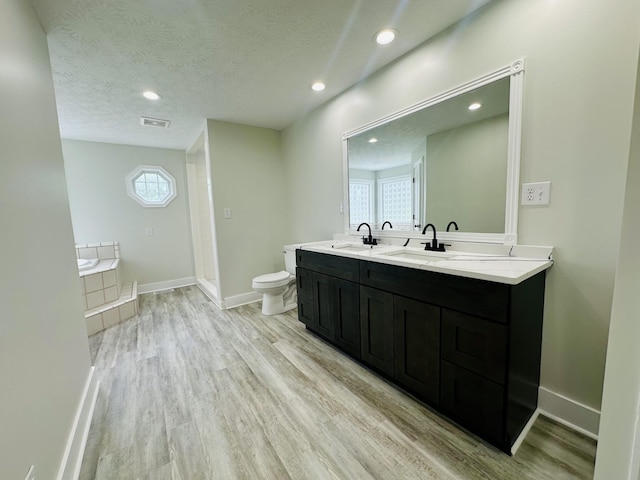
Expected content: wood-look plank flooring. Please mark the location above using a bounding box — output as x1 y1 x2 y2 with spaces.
80 286 596 480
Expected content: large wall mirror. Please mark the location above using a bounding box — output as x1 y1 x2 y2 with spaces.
342 59 524 245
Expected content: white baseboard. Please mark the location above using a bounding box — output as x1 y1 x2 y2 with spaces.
511 409 540 455
196 282 223 309
538 386 600 440
138 277 197 294
223 291 262 309
56 366 99 480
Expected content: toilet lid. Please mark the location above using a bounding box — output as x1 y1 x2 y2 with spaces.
253 271 291 284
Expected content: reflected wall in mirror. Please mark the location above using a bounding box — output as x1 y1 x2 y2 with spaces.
344 59 524 243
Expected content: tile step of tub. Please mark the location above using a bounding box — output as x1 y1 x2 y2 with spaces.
86 281 138 335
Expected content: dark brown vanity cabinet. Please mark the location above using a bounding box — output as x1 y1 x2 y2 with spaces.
360 286 440 404
296 251 361 359
393 296 440 405
359 286 394 376
296 249 546 454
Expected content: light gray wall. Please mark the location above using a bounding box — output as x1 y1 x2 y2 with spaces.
376 164 412 179
594 49 640 480
282 0 640 410
0 1 92 478
62 140 195 287
207 120 287 299
426 114 507 233
349 168 375 180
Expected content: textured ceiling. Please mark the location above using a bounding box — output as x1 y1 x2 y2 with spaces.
30 0 493 150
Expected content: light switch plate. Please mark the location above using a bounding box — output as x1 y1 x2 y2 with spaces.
521 181 551 206
223 208 232 219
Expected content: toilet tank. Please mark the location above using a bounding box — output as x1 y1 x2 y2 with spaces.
283 244 298 275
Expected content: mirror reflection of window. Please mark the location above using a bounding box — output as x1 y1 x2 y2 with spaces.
349 179 374 228
378 175 412 228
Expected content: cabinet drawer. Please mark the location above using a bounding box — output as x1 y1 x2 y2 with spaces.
360 260 509 323
297 295 313 328
296 250 359 282
440 360 505 447
296 267 313 299
441 309 508 384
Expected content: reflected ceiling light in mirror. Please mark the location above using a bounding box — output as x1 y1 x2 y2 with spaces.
311 81 326 92
143 91 161 100
375 29 396 45
368 137 378 143
468 102 482 110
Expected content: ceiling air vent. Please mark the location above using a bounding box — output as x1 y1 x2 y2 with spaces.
140 116 170 128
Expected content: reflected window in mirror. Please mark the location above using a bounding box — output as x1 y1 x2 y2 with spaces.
378 174 412 228
349 179 374 228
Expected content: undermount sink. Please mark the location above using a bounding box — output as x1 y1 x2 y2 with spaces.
373 248 454 263
331 243 376 252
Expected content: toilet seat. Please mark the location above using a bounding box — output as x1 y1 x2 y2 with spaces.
252 271 293 289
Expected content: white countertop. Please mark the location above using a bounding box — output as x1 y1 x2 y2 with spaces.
298 241 553 285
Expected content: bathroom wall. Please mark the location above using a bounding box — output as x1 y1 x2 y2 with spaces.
282 0 640 418
376 164 412 179
206 120 287 302
426 114 508 233
62 140 196 290
0 1 92 478
594 49 640 479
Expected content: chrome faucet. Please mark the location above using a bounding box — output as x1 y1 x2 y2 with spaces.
357 222 377 245
447 221 459 232
421 223 446 251
381 221 393 230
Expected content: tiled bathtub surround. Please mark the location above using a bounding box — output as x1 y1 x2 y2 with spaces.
75 240 120 261
75 241 138 335
85 282 138 335
80 260 121 309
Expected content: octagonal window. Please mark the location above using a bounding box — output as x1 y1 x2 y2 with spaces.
125 165 177 207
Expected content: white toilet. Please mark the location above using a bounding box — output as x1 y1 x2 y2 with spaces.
252 245 298 316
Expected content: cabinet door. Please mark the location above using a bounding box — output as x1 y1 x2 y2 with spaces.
394 296 440 405
360 286 394 377
333 278 360 359
440 360 505 448
297 294 313 328
296 267 314 300
312 273 334 339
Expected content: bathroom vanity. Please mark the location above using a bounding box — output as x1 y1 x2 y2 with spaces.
295 244 551 454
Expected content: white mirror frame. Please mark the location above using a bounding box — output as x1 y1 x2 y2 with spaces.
342 58 525 245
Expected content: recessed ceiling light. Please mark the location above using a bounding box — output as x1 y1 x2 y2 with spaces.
311 82 326 92
468 102 482 111
375 29 396 45
368 138 378 143
143 91 161 100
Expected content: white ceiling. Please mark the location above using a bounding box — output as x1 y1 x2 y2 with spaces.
30 0 493 150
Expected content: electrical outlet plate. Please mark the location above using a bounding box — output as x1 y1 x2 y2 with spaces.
521 181 551 206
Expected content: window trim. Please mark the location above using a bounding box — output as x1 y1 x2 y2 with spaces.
125 165 177 208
